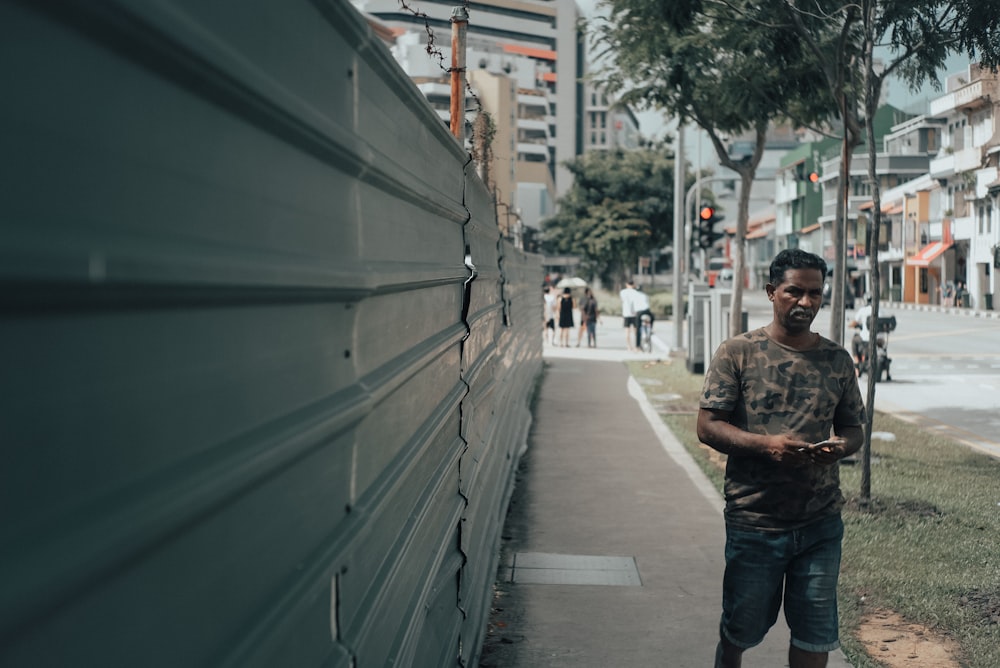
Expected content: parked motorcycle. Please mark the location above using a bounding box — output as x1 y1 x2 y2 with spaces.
856 315 897 382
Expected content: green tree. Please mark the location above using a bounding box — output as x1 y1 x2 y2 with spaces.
593 0 835 336
854 0 1000 502
542 146 683 286
769 0 1000 500
752 3 865 345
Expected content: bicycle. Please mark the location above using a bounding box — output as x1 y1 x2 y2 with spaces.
638 313 653 353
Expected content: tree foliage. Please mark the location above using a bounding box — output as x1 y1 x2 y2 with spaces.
592 0 835 335
541 146 683 286
854 0 1000 502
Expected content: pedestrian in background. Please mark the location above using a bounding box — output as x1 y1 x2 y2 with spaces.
557 287 575 347
619 280 640 351
577 288 600 347
956 280 968 307
940 280 955 307
543 286 556 345
697 248 865 668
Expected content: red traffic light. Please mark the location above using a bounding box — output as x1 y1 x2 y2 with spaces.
808 171 819 183
699 206 715 221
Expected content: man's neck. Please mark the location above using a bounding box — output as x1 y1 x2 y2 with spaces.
765 323 818 350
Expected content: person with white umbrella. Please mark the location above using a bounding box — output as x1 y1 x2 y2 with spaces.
556 276 588 289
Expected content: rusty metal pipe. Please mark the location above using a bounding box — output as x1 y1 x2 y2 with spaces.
450 6 468 142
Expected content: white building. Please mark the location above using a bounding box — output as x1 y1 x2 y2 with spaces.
355 0 584 246
925 64 1000 308
583 83 641 151
355 0 583 194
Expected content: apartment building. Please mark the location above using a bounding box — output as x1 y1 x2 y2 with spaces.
583 82 641 151
772 106 937 300
355 0 584 238
923 64 1000 308
857 64 1000 308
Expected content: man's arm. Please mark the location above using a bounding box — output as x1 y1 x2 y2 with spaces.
697 407 814 466
834 424 863 457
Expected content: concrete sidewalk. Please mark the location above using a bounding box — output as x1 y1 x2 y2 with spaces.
479 319 853 667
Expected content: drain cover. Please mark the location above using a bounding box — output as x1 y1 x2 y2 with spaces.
501 552 641 586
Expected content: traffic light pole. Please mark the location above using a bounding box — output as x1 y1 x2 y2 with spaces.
684 176 733 274
673 129 732 351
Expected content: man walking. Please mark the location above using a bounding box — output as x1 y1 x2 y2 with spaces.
543 286 557 345
619 280 640 351
697 249 865 668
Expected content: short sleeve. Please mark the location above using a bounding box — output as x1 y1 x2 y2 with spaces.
700 340 741 412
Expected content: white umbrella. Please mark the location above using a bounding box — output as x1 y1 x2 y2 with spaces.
555 276 588 289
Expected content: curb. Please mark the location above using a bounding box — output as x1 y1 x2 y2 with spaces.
884 301 1000 320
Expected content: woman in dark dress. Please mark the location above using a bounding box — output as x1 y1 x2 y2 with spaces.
557 287 575 347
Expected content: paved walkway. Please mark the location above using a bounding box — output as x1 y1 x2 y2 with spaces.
479 318 853 667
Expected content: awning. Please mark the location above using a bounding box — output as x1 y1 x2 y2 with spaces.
747 222 775 240
906 241 952 266
859 200 903 214
504 44 557 60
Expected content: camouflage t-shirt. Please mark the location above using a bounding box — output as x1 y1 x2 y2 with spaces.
700 327 866 530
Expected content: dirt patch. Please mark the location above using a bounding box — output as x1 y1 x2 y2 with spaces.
844 496 944 520
857 609 962 667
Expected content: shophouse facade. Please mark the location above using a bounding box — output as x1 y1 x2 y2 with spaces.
858 64 1000 309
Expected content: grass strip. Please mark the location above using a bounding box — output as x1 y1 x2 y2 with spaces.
628 358 1000 668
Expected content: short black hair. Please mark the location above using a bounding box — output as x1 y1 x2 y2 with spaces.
768 249 827 285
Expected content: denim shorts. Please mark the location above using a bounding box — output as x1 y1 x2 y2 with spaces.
720 514 844 653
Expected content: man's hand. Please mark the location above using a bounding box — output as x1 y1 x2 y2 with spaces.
764 434 816 466
766 435 847 467
797 437 848 466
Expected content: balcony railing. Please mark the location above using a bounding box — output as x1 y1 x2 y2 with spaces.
954 145 984 173
955 80 987 111
929 153 955 179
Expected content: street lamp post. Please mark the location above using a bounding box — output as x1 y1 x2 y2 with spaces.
672 125 686 350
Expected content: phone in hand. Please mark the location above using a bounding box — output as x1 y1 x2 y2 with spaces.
797 439 841 453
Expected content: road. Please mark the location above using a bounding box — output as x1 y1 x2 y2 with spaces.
740 289 1000 458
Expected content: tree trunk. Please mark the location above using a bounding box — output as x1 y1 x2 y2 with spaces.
729 167 754 337
728 125 767 338
832 93 860 346
859 0 881 505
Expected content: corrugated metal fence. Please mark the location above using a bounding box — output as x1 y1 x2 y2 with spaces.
0 2 541 666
